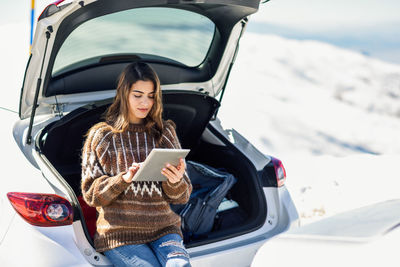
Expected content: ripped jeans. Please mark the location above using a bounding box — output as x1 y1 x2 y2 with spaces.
103 234 191 267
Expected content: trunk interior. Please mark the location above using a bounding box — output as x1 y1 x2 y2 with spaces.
38 90 267 248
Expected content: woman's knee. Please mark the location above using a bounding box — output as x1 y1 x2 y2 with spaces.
104 244 161 267
166 257 191 267
151 234 191 267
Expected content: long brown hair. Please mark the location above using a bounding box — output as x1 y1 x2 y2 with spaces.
106 62 163 140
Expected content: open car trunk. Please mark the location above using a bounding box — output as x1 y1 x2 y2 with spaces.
37 90 267 248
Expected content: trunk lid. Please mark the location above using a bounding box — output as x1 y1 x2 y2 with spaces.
20 0 261 121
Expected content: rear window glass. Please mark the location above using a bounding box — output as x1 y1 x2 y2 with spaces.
52 7 215 76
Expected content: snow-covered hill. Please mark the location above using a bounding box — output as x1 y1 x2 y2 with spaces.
219 33 400 158
217 32 400 224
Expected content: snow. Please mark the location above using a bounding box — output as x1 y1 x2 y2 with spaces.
217 32 400 224
0 23 29 112
1 21 400 226
283 154 400 225
220 33 400 157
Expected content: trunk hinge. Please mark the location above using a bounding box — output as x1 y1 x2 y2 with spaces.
52 102 65 117
26 26 52 145
213 19 248 120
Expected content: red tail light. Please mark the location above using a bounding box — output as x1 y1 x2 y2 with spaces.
271 157 286 187
7 192 73 227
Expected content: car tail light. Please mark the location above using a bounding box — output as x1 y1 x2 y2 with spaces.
7 192 73 227
271 157 286 187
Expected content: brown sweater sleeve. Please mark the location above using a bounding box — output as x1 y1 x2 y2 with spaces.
160 120 192 204
81 123 130 207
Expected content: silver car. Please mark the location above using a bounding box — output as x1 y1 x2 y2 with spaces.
0 0 298 266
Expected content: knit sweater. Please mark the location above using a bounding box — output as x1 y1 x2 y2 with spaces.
81 120 192 252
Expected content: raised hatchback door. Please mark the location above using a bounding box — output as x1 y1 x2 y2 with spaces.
20 0 261 120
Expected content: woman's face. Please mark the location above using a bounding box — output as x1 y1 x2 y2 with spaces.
128 80 155 124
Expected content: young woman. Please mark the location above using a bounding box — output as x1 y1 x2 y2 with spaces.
81 62 192 267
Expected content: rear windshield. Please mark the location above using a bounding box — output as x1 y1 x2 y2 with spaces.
52 7 215 76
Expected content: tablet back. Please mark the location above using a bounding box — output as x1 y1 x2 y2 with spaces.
132 148 190 182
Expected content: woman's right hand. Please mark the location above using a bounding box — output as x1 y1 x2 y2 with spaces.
122 163 140 183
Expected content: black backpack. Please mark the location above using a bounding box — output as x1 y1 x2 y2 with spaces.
172 161 237 238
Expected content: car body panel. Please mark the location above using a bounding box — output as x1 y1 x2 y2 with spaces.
252 228 400 267
190 239 266 267
0 215 106 267
13 114 60 168
287 198 400 239
252 199 400 267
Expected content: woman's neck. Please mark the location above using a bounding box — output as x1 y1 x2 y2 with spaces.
129 117 144 125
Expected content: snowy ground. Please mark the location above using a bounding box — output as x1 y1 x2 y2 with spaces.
1 21 400 225
283 154 400 225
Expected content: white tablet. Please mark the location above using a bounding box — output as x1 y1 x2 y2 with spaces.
132 148 190 182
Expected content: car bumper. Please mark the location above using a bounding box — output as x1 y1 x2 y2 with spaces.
189 186 299 266
0 187 298 267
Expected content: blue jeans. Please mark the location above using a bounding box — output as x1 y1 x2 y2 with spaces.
103 234 191 267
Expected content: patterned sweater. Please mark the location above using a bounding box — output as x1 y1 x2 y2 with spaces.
81 120 192 252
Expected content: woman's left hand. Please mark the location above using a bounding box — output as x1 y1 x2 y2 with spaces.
161 158 186 184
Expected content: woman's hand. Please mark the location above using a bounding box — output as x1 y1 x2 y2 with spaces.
122 163 140 183
161 158 186 184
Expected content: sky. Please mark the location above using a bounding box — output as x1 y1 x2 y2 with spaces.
248 0 400 64
253 0 400 29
